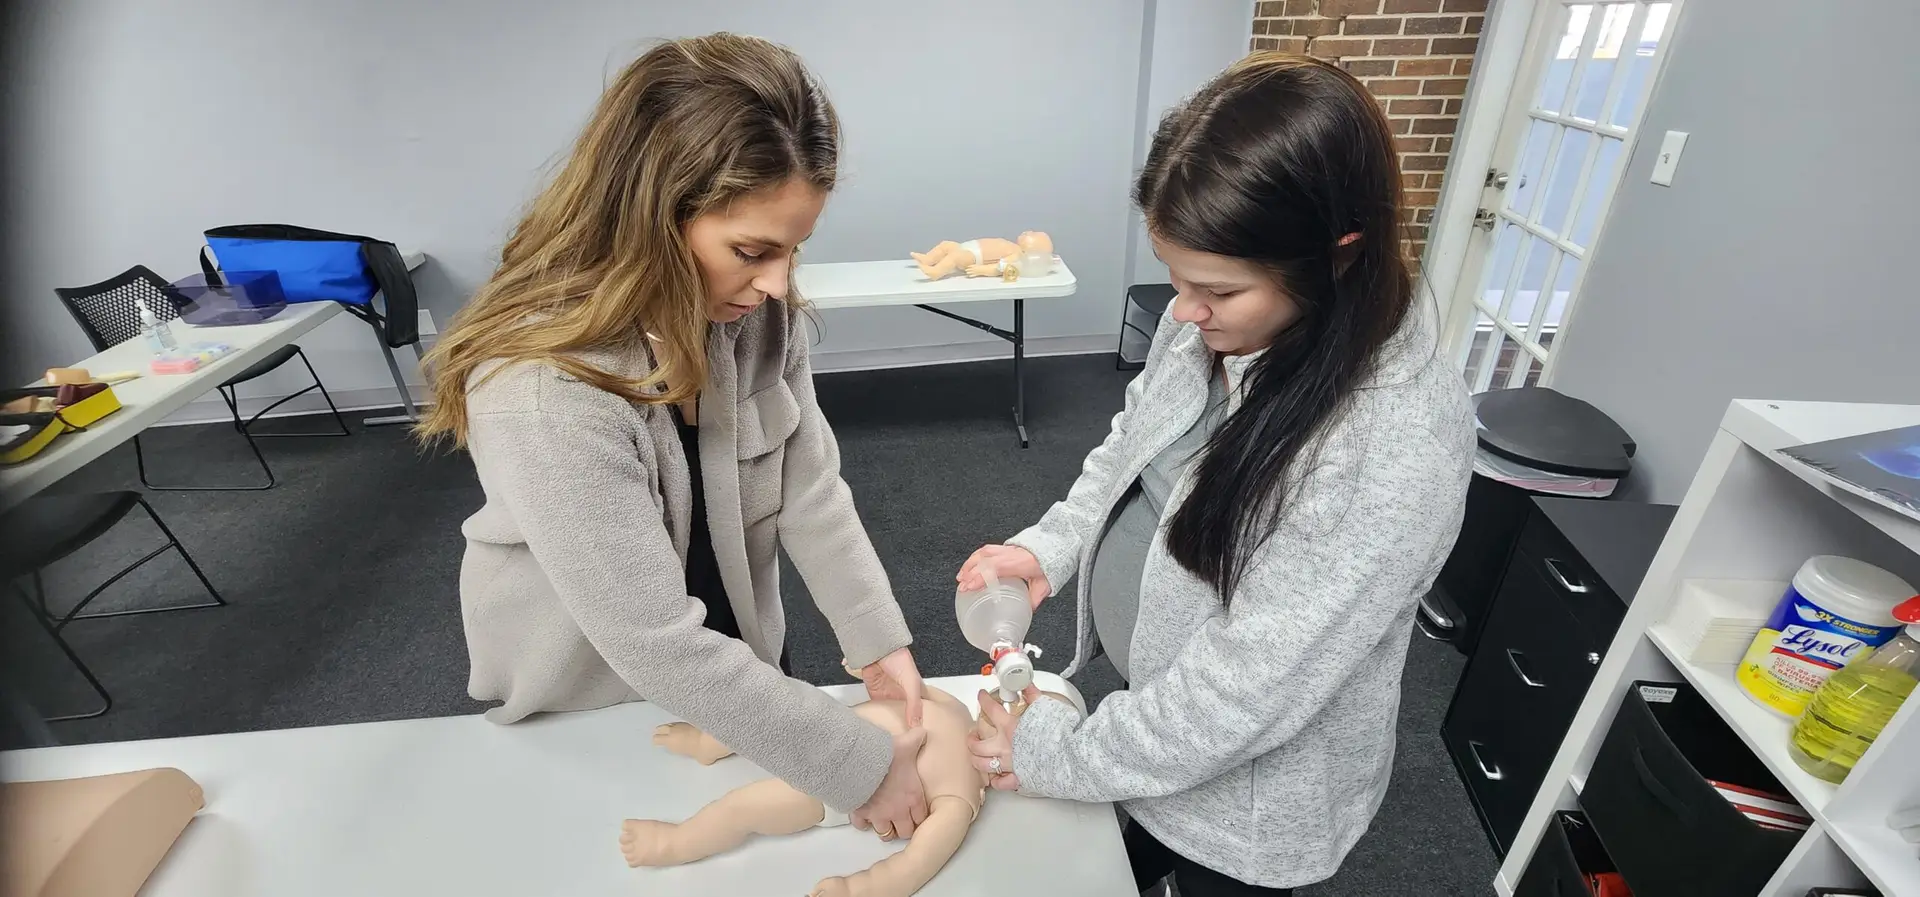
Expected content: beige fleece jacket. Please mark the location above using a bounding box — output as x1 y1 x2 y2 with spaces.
456 304 912 813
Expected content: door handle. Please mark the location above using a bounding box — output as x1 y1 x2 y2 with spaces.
1542 557 1590 593
1506 648 1546 687
1467 740 1504 781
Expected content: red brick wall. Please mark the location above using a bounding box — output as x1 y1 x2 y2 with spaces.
1251 0 1485 270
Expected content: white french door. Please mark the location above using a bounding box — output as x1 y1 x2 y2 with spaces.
1441 0 1680 392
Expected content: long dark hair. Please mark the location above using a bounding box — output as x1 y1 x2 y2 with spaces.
1145 53 1412 603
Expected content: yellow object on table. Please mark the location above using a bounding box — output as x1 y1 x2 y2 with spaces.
0 385 121 465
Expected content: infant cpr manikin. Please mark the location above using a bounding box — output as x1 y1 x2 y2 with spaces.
621 681 1069 897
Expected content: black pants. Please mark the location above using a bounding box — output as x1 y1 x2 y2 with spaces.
1126 822 1293 896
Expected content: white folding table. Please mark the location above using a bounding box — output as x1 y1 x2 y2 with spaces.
796 258 1078 447
0 251 425 512
2 673 1134 897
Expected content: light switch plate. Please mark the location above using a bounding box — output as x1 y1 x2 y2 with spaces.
1650 130 1689 186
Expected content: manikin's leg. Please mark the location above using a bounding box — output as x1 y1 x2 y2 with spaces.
910 242 971 279
810 795 974 897
652 722 733 765
910 241 961 266
621 778 826 867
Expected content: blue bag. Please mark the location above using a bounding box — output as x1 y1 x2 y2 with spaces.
199 223 420 347
201 224 379 305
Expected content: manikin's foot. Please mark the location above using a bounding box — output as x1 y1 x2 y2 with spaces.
652 723 733 765
620 818 686 867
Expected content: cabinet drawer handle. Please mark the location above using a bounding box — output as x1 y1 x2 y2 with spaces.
1631 747 1692 823
1542 557 1590 593
1506 648 1546 687
1467 740 1504 781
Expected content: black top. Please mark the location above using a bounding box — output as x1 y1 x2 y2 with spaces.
1532 496 1678 605
676 416 741 640
1474 387 1636 478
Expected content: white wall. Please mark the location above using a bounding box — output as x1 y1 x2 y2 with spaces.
3 0 1215 417
1549 0 1920 502
1125 0 1256 287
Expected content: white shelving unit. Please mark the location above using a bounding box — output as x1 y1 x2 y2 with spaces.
1496 400 1920 897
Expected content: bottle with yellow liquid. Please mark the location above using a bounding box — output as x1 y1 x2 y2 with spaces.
1789 594 1920 784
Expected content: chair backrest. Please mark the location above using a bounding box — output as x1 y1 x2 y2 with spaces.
360 242 419 348
54 266 183 352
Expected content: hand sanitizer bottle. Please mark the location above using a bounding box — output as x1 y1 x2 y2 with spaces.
140 298 179 355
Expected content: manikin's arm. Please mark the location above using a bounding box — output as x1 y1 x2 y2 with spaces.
653 722 733 765
810 795 974 897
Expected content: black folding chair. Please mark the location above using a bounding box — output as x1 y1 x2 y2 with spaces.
55 265 350 490
1 492 225 721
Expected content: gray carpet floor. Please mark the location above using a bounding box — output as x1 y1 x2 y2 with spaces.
2 352 1495 895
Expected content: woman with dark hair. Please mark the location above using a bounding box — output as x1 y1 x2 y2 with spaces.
957 54 1475 894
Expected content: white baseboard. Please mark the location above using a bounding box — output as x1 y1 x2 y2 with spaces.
155 335 1118 428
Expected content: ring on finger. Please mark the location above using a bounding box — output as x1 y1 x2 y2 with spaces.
876 827 894 838
988 756 1002 774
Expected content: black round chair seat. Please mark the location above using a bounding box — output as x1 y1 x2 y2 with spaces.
0 492 143 579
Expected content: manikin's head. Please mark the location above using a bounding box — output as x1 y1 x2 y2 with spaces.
1015 231 1053 256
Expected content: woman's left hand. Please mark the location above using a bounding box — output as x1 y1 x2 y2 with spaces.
968 688 1036 791
856 647 925 728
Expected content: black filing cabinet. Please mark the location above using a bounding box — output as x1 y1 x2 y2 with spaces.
1442 497 1677 856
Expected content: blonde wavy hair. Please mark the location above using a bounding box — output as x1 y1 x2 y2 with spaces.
416 33 840 446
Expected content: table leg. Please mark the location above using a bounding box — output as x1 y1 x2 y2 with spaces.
1013 298 1028 448
910 300 1030 447
362 339 424 427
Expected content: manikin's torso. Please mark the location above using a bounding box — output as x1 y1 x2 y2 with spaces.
851 689 988 820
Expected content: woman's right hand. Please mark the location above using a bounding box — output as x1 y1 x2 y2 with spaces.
957 544 1051 610
849 729 930 841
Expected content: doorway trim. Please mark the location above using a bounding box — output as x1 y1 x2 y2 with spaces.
1423 0 1541 331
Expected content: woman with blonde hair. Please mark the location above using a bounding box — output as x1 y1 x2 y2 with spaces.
418 34 930 841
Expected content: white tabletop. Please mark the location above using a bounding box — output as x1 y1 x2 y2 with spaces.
0 302 343 512
796 258 1078 310
4 674 1131 897
0 250 428 512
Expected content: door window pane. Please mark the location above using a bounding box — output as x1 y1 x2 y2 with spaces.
1538 255 1582 347
1571 137 1623 246
1506 236 1556 332
1506 119 1555 219
1571 4 1635 121
1537 127 1591 234
1477 221 1524 313
1512 351 1546 388
1464 312 1506 393
1536 5 1592 113
1610 3 1672 127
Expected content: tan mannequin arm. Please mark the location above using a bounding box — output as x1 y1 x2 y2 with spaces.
653 722 734 765
810 795 974 897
